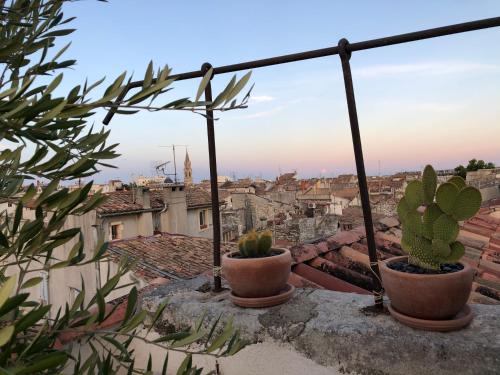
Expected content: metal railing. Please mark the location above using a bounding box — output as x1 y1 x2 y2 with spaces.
103 16 500 308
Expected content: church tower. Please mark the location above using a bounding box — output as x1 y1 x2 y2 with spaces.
184 150 192 186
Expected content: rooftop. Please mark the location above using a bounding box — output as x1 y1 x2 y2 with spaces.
98 190 164 215
98 186 216 216
107 232 236 281
184 186 214 208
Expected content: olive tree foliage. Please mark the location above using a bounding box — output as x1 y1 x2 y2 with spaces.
0 1 249 373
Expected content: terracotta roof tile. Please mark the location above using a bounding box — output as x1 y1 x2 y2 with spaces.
288 272 324 289
289 244 319 264
185 187 213 208
98 190 164 215
326 230 363 250
331 188 359 199
293 263 370 294
98 187 218 215
108 233 236 280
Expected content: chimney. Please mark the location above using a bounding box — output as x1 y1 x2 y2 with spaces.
135 186 151 209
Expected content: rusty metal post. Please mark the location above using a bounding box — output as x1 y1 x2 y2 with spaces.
338 39 383 308
201 62 222 292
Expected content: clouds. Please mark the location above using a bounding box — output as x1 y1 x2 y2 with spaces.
353 61 500 78
249 95 275 103
231 105 286 120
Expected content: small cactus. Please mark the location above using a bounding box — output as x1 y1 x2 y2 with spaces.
238 230 273 258
398 165 481 270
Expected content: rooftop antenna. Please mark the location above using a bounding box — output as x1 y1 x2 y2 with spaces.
155 161 171 176
158 145 188 183
378 160 381 177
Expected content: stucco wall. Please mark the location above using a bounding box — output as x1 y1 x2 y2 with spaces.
187 208 213 239
48 210 100 317
479 186 500 202
160 187 188 235
101 213 153 241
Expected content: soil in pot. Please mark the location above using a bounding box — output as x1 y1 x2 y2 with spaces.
388 260 463 274
228 249 284 259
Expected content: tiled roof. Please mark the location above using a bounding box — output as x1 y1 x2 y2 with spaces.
277 172 297 184
220 179 255 189
107 233 236 281
458 203 500 304
98 187 216 215
286 217 404 294
98 190 164 215
185 187 213 208
331 188 359 200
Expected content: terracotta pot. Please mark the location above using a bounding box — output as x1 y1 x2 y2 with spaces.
222 249 291 298
380 256 474 320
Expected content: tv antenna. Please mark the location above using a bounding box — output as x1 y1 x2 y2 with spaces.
158 144 188 183
155 161 171 176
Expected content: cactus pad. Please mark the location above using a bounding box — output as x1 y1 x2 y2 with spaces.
448 241 465 262
432 239 451 258
452 186 482 221
447 176 466 190
433 214 459 243
422 203 443 240
436 182 459 215
397 197 410 222
406 211 424 237
405 180 424 210
422 165 437 205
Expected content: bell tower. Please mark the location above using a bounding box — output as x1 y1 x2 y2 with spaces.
184 151 192 186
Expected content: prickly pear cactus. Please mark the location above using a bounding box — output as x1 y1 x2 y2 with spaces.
397 165 481 269
238 230 273 257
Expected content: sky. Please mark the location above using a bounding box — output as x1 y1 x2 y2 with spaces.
57 1 500 183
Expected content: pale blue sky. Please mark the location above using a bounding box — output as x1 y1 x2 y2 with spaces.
60 1 500 182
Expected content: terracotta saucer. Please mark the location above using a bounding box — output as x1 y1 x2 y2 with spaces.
230 284 295 308
388 304 473 332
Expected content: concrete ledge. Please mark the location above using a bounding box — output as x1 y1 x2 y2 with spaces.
141 276 500 375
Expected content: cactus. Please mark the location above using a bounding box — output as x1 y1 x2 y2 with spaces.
238 230 273 258
398 165 481 270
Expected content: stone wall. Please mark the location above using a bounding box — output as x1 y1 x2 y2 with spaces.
298 217 315 242
274 215 339 244
275 218 300 244
139 276 500 375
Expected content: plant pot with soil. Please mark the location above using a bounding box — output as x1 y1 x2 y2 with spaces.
380 165 481 331
222 230 293 308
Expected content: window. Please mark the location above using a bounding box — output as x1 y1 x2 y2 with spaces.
110 222 123 240
199 210 208 230
153 213 161 234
